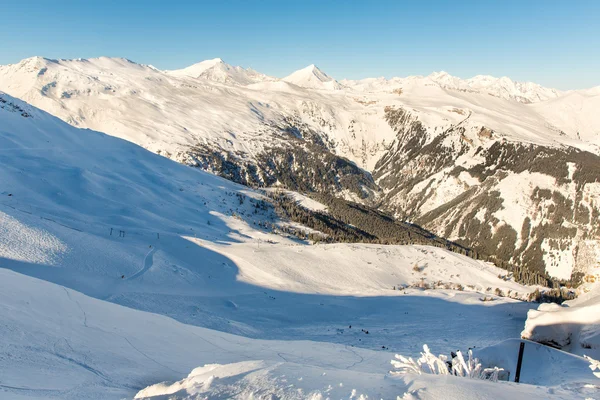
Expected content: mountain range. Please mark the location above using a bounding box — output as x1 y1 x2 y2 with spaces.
1 56 599 282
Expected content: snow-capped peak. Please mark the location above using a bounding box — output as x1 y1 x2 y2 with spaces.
167 58 274 85
286 64 332 82
283 64 342 90
423 71 562 103
427 70 451 80
427 71 464 88
166 58 226 78
342 70 559 103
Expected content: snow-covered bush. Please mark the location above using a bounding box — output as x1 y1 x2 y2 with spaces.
391 344 504 382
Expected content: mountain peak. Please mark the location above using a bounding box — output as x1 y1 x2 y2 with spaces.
166 58 275 85
283 64 341 90
428 70 451 78
166 58 228 78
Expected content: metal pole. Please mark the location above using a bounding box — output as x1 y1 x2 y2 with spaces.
514 342 525 383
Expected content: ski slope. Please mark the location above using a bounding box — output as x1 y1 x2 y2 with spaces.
1 93 599 399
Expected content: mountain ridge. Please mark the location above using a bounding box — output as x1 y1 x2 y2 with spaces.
7 55 585 101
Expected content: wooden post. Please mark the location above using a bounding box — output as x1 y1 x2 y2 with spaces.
514 341 525 383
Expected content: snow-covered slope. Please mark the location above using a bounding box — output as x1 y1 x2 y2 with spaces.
0 94 598 399
1 56 599 281
283 64 343 90
531 87 600 147
0 89 538 316
136 339 597 400
3 268 596 400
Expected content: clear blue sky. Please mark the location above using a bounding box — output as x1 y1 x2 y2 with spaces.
1 0 598 89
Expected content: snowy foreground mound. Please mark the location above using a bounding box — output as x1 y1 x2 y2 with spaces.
3 265 596 400
135 340 598 400
1 93 599 399
523 285 600 358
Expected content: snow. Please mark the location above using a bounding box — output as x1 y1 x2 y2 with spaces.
531 89 600 148
268 189 328 212
523 286 600 359
541 239 576 280
409 169 473 215
493 172 556 242
344 70 562 104
166 58 225 78
168 58 275 85
0 92 578 399
0 267 401 400
0 211 67 264
132 340 600 399
0 56 398 171
2 68 600 398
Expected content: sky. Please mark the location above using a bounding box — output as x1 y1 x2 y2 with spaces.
1 0 599 90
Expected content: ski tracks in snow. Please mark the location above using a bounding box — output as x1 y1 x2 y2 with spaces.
59 285 184 383
127 246 157 281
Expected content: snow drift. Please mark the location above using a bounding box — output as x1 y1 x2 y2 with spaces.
522 285 600 358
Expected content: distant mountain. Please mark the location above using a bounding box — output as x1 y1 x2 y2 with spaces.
283 64 343 90
429 71 562 103
167 57 225 78
343 71 562 103
167 58 275 85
